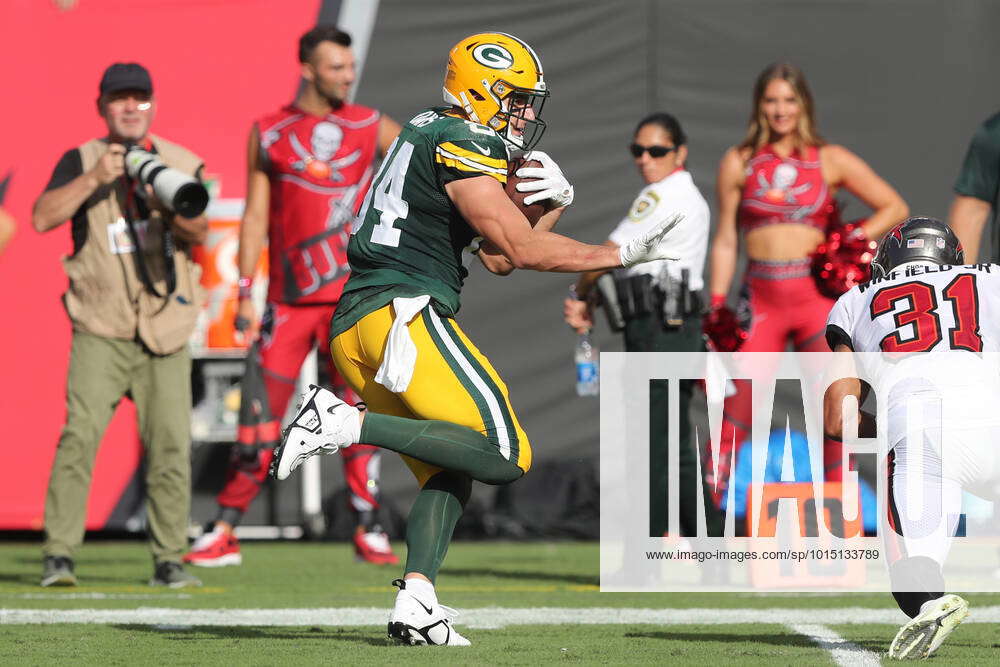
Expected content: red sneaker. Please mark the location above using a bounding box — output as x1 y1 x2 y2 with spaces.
354 528 399 565
183 525 242 567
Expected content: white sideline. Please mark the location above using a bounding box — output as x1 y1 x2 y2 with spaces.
1 605 999 627
788 624 881 667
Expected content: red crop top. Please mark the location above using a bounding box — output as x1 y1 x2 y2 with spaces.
738 144 835 232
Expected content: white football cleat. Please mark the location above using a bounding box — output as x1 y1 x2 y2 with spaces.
888 594 969 660
387 579 471 647
269 385 360 481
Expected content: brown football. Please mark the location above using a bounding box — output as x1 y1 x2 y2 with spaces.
505 156 546 226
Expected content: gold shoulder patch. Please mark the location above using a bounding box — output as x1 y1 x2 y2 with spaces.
628 190 660 221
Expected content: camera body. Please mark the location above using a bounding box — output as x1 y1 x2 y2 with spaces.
124 146 209 218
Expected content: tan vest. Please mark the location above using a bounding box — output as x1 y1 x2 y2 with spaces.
61 135 206 355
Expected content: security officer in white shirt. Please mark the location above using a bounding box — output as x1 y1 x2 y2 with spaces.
564 112 719 541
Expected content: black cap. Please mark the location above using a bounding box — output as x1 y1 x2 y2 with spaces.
99 63 153 96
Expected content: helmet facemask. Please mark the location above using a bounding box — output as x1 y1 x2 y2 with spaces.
493 86 547 151
869 257 888 281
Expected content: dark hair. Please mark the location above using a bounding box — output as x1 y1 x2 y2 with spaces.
634 112 686 146
299 25 352 63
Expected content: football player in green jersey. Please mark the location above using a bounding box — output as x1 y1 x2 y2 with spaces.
271 32 682 646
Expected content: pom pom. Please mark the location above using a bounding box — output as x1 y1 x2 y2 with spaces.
811 220 879 298
702 305 749 352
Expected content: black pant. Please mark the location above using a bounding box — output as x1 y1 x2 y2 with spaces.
626 313 723 538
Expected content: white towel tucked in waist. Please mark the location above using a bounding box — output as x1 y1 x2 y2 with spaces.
374 295 431 392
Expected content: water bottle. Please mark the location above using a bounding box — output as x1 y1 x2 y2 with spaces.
575 330 600 396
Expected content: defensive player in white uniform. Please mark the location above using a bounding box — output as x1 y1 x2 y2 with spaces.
825 217 1000 659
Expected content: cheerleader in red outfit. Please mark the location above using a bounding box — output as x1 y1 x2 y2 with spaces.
705 63 907 505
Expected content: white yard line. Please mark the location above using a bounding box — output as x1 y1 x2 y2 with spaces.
13 593 193 600
788 624 882 667
2 605 999 627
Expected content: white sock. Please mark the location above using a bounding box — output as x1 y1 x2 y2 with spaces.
404 578 437 604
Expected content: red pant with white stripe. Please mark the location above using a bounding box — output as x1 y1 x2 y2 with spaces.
217 302 380 516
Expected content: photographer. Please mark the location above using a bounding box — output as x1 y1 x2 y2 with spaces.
32 63 206 588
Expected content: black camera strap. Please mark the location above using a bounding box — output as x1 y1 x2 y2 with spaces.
120 176 177 298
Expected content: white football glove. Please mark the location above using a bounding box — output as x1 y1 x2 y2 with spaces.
618 214 684 267
514 150 575 208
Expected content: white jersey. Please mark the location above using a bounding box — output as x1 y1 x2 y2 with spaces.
827 262 1000 485
826 262 1000 355
607 169 710 290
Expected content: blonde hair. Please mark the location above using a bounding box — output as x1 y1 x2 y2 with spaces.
738 63 824 155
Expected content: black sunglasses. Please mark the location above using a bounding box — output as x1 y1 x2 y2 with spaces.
629 143 678 158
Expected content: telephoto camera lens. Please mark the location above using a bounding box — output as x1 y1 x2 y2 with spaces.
124 147 209 218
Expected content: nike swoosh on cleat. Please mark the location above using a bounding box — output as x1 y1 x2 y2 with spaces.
469 141 490 156
413 597 434 614
936 607 961 626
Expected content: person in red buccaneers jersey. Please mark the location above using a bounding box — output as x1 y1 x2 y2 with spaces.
702 62 907 516
184 26 402 567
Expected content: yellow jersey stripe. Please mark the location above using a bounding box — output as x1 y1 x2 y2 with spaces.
437 142 508 169
435 147 507 175
435 153 507 183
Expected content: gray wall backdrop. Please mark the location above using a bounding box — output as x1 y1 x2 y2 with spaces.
343 0 1000 510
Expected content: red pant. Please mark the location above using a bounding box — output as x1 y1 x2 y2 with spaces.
739 260 834 353
708 260 842 508
218 302 380 515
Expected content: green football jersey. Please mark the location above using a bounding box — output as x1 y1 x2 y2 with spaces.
954 111 1000 259
331 107 510 337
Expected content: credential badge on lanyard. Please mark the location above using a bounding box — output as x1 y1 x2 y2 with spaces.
107 216 135 254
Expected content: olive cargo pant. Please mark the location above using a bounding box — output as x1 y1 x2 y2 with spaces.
43 331 192 564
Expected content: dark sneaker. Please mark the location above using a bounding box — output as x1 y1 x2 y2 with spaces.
40 556 77 587
149 561 202 588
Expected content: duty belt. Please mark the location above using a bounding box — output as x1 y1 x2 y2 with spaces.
596 269 701 332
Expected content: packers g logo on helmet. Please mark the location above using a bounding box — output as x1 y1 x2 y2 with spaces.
472 43 515 69
443 32 548 150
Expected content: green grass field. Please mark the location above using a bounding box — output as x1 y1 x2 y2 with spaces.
2 540 998 664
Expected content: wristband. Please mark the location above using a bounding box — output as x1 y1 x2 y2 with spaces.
237 276 253 300
710 294 726 309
